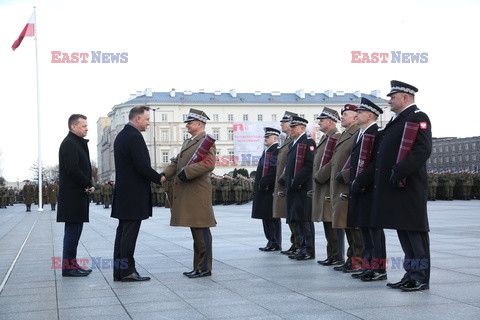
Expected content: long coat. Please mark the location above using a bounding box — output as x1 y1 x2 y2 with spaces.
57 131 93 223
23 184 34 205
312 128 340 222
346 123 379 228
48 183 59 204
284 133 315 223
111 124 162 221
163 131 217 228
272 136 293 218
330 124 359 229
252 143 279 219
370 105 432 231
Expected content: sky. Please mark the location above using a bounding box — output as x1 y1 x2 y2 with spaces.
1 0 479 182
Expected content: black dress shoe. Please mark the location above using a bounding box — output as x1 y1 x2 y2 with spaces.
113 276 121 281
361 271 387 281
187 270 211 278
78 267 92 274
281 246 298 255
183 269 197 276
317 258 331 265
386 279 409 289
334 262 350 271
265 246 281 252
351 269 369 279
121 272 151 282
295 253 314 260
401 280 429 292
62 269 89 277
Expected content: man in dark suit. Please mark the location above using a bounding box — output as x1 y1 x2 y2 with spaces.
252 127 281 251
370 81 432 291
111 106 163 282
282 116 316 260
57 114 95 277
347 97 386 281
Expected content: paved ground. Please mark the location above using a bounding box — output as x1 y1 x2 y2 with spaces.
0 200 479 319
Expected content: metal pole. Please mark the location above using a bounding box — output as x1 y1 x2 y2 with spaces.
34 7 43 211
152 108 157 170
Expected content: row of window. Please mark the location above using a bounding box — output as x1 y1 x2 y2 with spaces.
160 150 236 164
433 142 477 153
154 128 235 142
428 153 478 164
163 113 308 122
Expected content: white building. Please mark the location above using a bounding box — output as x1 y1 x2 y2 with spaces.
97 88 390 181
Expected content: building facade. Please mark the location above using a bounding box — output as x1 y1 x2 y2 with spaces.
97 88 390 181
428 136 480 172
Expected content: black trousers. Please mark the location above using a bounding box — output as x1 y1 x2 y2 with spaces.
296 221 315 256
397 230 430 284
288 221 301 250
191 228 213 271
262 218 282 248
62 222 84 272
359 227 386 272
113 219 142 279
323 221 340 260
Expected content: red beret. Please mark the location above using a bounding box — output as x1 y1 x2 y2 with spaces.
341 104 357 115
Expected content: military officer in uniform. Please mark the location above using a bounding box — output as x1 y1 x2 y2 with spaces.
282 116 316 260
313 107 343 266
371 80 432 291
161 108 216 278
48 180 59 211
23 181 34 212
252 127 281 251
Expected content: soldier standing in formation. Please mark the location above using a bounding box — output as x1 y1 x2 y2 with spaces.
23 181 34 212
102 180 113 209
48 180 59 211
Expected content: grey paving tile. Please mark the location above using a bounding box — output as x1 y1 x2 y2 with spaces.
58 305 129 319
0 310 58 320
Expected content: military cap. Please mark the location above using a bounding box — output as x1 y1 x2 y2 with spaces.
280 111 298 122
387 80 418 97
184 108 210 123
356 97 383 116
316 107 340 122
264 127 280 137
341 104 358 115
289 115 308 127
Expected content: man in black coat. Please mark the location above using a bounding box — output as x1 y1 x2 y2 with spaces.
57 114 95 277
370 81 432 291
283 116 316 260
347 97 386 281
252 127 281 251
111 106 163 282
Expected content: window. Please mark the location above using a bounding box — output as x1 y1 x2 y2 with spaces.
465 143 469 150
439 157 443 164
472 142 476 150
271 114 277 122
314 114 319 120
182 129 189 140
445 146 449 152
228 114 234 121
433 157 437 164
451 145 455 152
229 151 235 162
161 129 169 141
445 156 449 163
213 129 220 140
299 114 305 119
213 114 219 122
466 154 469 161
257 114 263 121
439 146 443 152
459 144 462 151
452 155 456 163
243 114 248 121
161 113 168 122
473 154 477 161
459 155 462 161
433 146 437 153
162 152 169 163
228 129 234 141
182 114 188 121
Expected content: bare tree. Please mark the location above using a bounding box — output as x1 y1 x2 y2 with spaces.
91 160 98 182
44 164 59 182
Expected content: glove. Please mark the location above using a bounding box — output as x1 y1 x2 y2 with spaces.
350 179 361 193
389 169 402 188
335 172 345 184
178 168 187 182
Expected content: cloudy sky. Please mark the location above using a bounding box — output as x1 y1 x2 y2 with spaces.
1 0 479 182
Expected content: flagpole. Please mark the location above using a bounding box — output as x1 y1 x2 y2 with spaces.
34 6 43 212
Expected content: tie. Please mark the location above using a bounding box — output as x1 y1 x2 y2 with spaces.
356 130 363 144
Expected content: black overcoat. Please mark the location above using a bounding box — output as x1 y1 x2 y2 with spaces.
111 124 161 221
252 143 279 219
346 123 379 228
284 133 315 223
57 132 93 223
369 105 432 231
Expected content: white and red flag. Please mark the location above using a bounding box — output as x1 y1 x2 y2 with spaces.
12 11 36 51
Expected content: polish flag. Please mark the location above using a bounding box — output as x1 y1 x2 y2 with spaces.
12 11 35 51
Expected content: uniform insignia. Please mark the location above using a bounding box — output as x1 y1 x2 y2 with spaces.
309 145 314 151
420 122 427 130
414 109 421 113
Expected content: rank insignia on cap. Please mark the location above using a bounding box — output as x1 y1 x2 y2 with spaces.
420 122 427 130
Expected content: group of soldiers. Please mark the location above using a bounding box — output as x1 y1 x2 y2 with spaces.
92 180 114 208
428 170 480 200
21 180 59 211
0 186 16 208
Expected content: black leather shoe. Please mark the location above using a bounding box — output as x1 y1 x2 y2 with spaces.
78 267 92 274
401 280 429 292
351 269 369 279
317 258 331 265
387 279 409 289
113 276 121 281
183 269 197 276
259 247 269 251
265 246 281 252
121 272 151 282
187 270 211 278
295 253 314 260
281 246 297 255
361 271 387 281
334 262 350 271
62 269 89 277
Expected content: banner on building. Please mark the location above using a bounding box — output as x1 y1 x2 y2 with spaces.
233 122 279 166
